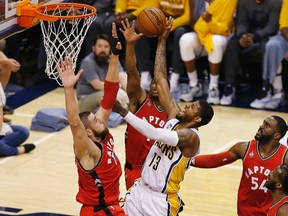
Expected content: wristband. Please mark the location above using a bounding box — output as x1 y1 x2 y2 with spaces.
191 151 233 168
111 37 120 55
101 80 119 110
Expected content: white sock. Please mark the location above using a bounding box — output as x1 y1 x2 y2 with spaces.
170 72 180 92
209 74 219 89
273 64 283 93
187 70 198 87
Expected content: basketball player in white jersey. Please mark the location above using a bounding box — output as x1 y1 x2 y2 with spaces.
113 17 214 216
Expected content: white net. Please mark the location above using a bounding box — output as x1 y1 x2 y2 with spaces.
38 4 97 85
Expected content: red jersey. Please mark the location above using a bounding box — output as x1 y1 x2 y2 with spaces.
124 96 167 188
125 96 167 165
267 196 288 216
238 140 288 216
75 133 122 209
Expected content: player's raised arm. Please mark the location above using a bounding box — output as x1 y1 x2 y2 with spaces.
119 19 146 111
95 22 122 123
58 57 98 163
153 17 178 119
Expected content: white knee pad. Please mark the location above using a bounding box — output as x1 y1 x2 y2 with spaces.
208 35 228 64
180 32 202 61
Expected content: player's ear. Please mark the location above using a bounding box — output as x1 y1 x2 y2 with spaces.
274 132 282 140
276 182 282 189
194 116 202 124
86 128 93 137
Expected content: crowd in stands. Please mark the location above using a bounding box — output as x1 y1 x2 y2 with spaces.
1 0 288 112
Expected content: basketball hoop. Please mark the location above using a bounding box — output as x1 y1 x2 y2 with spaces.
17 1 97 85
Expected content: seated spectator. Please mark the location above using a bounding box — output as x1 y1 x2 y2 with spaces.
114 0 147 70
0 51 35 156
179 0 237 104
114 0 146 25
84 0 116 55
5 26 42 86
0 108 35 156
249 0 288 109
0 50 20 117
134 0 191 92
76 34 128 113
220 0 282 106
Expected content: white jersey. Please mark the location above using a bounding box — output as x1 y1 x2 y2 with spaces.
140 118 199 194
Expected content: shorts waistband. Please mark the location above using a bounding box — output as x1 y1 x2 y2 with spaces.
125 161 143 170
94 205 107 212
137 181 168 198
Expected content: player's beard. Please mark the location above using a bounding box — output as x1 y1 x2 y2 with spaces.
176 114 186 123
92 128 109 142
265 181 276 192
254 132 271 142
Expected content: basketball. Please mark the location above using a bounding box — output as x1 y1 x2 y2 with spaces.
136 8 166 37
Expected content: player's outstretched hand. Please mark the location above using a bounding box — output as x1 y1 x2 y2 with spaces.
120 18 143 43
57 57 83 88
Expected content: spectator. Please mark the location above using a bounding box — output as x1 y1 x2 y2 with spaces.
114 0 147 70
179 0 237 104
249 0 288 109
0 51 35 156
84 0 116 55
220 0 282 106
134 0 191 92
76 34 129 113
114 0 146 25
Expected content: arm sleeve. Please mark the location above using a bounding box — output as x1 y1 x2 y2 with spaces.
124 112 179 146
101 80 119 110
191 151 234 168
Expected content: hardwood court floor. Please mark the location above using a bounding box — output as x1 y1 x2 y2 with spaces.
0 88 287 216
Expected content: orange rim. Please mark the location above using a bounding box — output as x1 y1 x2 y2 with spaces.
35 3 97 22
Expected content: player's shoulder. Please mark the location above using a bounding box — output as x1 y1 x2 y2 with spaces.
277 202 288 216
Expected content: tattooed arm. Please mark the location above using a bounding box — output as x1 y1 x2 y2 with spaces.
153 17 178 120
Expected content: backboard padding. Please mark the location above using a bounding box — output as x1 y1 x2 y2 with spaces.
0 0 63 39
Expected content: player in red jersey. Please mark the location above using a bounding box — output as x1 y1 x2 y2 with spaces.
119 19 168 190
191 115 288 216
266 164 288 216
58 23 127 216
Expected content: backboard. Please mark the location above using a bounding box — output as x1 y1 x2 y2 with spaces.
0 0 63 40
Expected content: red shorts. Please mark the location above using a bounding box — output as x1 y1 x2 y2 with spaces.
80 204 127 216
